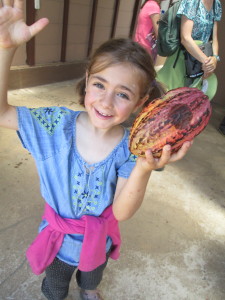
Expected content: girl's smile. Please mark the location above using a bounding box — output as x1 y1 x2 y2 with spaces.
95 108 113 119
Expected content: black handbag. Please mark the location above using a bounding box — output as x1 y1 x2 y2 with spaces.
184 41 213 80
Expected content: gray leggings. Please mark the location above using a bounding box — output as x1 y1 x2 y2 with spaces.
41 255 109 300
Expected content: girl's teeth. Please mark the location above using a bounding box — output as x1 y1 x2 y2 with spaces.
99 111 111 116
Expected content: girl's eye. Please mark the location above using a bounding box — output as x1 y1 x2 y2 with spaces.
93 82 104 89
117 92 130 100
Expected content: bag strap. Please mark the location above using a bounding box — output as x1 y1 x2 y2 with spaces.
172 47 182 69
171 0 202 69
168 0 174 8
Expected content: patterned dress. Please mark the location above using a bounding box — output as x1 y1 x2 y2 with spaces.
17 106 137 266
177 0 222 43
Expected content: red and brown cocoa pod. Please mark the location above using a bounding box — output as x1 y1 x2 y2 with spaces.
129 87 212 158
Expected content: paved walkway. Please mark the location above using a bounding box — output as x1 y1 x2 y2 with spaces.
0 81 225 300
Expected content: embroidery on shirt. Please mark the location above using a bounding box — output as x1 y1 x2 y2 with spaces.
72 166 104 215
29 107 70 135
129 153 137 162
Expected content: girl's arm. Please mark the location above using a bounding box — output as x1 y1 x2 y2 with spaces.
150 13 160 38
0 0 49 130
113 141 192 221
0 47 18 129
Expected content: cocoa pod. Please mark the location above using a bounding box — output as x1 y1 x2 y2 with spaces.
129 87 212 158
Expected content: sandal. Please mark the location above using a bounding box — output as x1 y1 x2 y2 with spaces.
80 289 104 300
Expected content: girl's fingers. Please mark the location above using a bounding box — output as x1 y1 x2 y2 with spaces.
13 0 23 9
169 141 193 162
28 18 49 39
3 0 12 6
159 144 171 164
145 148 156 164
145 146 170 169
143 141 192 170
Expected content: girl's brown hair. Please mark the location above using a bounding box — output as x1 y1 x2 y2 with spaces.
76 38 164 107
141 0 162 8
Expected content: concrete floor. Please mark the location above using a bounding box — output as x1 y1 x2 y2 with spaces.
0 80 225 300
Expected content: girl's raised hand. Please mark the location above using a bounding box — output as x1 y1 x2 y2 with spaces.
137 141 193 172
0 0 49 49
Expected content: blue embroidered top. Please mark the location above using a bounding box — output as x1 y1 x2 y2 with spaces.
16 106 137 266
177 0 222 43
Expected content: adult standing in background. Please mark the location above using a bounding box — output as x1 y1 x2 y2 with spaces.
135 0 162 63
157 0 222 100
178 0 222 79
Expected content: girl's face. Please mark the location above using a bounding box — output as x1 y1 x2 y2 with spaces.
84 63 147 130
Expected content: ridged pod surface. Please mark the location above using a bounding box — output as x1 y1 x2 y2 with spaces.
129 87 212 158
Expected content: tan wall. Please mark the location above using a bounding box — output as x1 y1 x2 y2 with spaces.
12 0 136 66
11 0 224 107
35 0 64 64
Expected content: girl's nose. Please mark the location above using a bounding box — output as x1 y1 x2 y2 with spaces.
100 91 114 108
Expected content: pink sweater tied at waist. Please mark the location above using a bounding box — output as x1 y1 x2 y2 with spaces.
26 203 121 275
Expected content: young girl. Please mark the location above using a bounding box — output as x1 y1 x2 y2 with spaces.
134 0 162 63
0 1 192 299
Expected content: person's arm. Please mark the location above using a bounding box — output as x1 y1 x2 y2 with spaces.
112 141 192 221
150 13 160 38
180 16 208 64
0 0 49 130
201 21 219 76
212 22 219 57
180 15 217 77
206 21 219 70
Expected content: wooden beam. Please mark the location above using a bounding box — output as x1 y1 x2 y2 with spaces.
9 62 86 90
26 0 36 66
61 0 70 62
110 0 120 39
87 0 98 57
129 0 142 39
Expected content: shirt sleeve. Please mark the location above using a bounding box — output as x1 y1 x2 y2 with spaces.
177 0 199 20
214 0 222 22
145 1 161 16
116 132 137 179
16 106 75 161
117 153 137 179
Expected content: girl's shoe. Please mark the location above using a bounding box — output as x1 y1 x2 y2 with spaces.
80 289 104 300
154 167 165 171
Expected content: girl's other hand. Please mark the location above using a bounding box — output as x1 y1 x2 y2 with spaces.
137 141 193 172
0 0 49 49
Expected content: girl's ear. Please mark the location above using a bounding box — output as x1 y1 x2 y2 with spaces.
133 94 149 112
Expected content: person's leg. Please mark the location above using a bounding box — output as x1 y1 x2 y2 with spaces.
41 257 76 300
76 253 110 300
